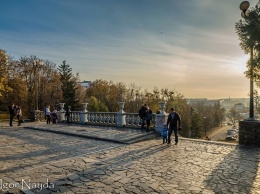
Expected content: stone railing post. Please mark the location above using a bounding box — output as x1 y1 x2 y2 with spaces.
155 101 168 133
239 120 260 147
80 103 88 124
117 102 126 127
58 103 65 122
159 101 166 114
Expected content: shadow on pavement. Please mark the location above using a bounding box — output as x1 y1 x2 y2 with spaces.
0 128 121 174
204 145 260 193
28 143 169 193
0 125 170 193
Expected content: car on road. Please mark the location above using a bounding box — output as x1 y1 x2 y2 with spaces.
226 128 238 140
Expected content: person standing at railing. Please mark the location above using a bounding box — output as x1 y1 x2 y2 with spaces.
139 104 147 129
45 105 51 124
145 106 153 132
65 107 71 123
51 109 58 124
16 106 22 126
8 104 15 126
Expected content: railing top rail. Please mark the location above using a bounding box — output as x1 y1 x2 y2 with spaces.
69 112 159 115
123 113 156 115
87 112 118 114
69 111 117 114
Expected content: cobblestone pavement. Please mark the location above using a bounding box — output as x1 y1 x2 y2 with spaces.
0 123 260 194
24 123 157 144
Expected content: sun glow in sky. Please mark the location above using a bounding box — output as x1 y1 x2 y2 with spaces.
0 0 258 99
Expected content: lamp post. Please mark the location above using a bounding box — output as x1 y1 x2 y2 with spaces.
203 117 207 136
239 1 259 120
33 59 43 111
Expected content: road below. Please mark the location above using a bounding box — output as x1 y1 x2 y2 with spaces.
207 125 236 142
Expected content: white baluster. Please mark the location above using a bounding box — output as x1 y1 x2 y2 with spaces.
110 114 112 124
136 115 140 127
94 113 97 123
131 114 134 125
101 113 104 123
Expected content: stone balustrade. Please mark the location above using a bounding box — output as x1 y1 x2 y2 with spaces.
124 113 142 127
32 102 260 146
69 111 81 122
87 112 117 126
32 102 168 131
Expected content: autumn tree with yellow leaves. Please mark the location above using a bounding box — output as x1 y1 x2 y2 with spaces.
0 49 11 97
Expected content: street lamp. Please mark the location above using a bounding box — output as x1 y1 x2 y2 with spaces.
239 1 259 120
204 117 207 136
240 1 250 17
33 58 43 111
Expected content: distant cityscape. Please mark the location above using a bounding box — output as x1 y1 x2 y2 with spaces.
187 98 251 119
187 98 249 110
79 81 250 114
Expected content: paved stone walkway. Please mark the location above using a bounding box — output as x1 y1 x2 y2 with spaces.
23 123 157 144
0 123 260 194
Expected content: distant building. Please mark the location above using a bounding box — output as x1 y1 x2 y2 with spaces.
186 98 220 106
79 80 91 88
234 103 245 111
220 98 249 111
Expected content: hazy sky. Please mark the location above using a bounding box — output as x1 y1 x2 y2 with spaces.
1 0 258 99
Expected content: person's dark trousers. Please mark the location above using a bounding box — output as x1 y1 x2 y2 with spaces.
46 115 51 124
53 118 57 124
10 115 14 126
146 120 151 131
141 117 146 129
167 126 178 144
67 115 70 123
163 136 167 144
17 115 21 126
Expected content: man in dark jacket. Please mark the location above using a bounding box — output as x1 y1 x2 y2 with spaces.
8 104 15 126
145 106 153 132
139 104 147 129
166 107 181 145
